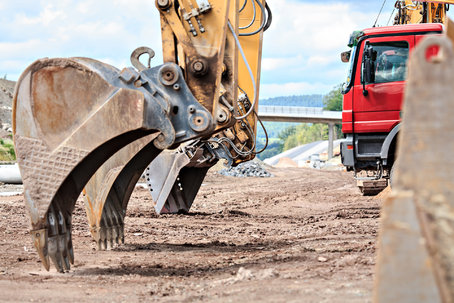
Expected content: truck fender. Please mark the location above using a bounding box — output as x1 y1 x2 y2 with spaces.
380 123 400 163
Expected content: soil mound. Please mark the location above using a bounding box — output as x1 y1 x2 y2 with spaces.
274 157 297 168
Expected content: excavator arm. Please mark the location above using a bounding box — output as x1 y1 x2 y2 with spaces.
13 0 270 271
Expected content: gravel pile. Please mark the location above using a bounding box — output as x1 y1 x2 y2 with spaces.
218 161 273 178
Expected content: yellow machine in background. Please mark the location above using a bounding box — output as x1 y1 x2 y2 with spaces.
394 0 454 24
12 0 271 271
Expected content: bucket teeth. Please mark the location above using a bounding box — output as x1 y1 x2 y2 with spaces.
106 228 113 250
66 214 74 265
106 203 119 248
31 229 50 271
119 225 125 244
98 216 108 250
108 204 122 245
99 239 107 251
92 202 126 250
45 205 74 272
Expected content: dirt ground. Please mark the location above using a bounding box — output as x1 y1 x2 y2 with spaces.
0 167 381 302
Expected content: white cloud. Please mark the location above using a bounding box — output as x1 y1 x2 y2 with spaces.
258 0 381 96
0 0 162 80
0 0 392 100
307 55 334 66
0 40 51 59
264 0 377 57
17 5 65 26
262 56 301 71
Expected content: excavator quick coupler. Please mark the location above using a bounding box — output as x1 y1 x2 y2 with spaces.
13 56 214 272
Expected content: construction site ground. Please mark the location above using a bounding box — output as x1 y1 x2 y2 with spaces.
0 166 380 302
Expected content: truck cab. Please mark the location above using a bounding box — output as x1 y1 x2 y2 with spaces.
340 23 443 193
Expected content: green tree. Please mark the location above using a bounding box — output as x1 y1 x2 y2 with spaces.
323 84 343 139
283 133 299 150
282 123 329 151
323 84 343 111
278 125 297 141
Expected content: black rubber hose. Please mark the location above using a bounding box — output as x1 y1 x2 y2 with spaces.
264 2 272 32
240 0 248 12
239 0 266 36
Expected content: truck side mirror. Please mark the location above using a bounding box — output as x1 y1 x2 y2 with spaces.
341 50 351 63
364 58 375 83
362 45 377 96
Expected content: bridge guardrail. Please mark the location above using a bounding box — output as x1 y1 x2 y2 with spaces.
258 106 341 121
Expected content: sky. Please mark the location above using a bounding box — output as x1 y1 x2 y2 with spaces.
0 0 445 98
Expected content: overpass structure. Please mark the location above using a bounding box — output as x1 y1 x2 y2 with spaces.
257 106 343 160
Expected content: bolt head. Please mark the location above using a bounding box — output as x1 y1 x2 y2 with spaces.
158 64 179 86
191 59 208 76
163 71 175 81
193 61 204 72
134 79 143 87
157 134 165 142
157 0 170 8
216 109 228 123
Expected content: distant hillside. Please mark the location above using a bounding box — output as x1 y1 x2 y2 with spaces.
0 79 15 128
259 94 323 108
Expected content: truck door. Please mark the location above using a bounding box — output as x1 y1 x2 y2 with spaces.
353 36 414 133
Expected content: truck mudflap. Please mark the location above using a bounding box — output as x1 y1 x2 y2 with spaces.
340 135 355 169
13 57 213 272
374 35 454 302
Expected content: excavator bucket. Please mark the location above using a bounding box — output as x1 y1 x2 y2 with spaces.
374 35 454 302
13 57 213 271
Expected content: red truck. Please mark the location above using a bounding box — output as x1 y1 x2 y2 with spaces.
340 23 443 194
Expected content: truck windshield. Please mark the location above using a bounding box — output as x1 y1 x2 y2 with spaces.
343 46 357 91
